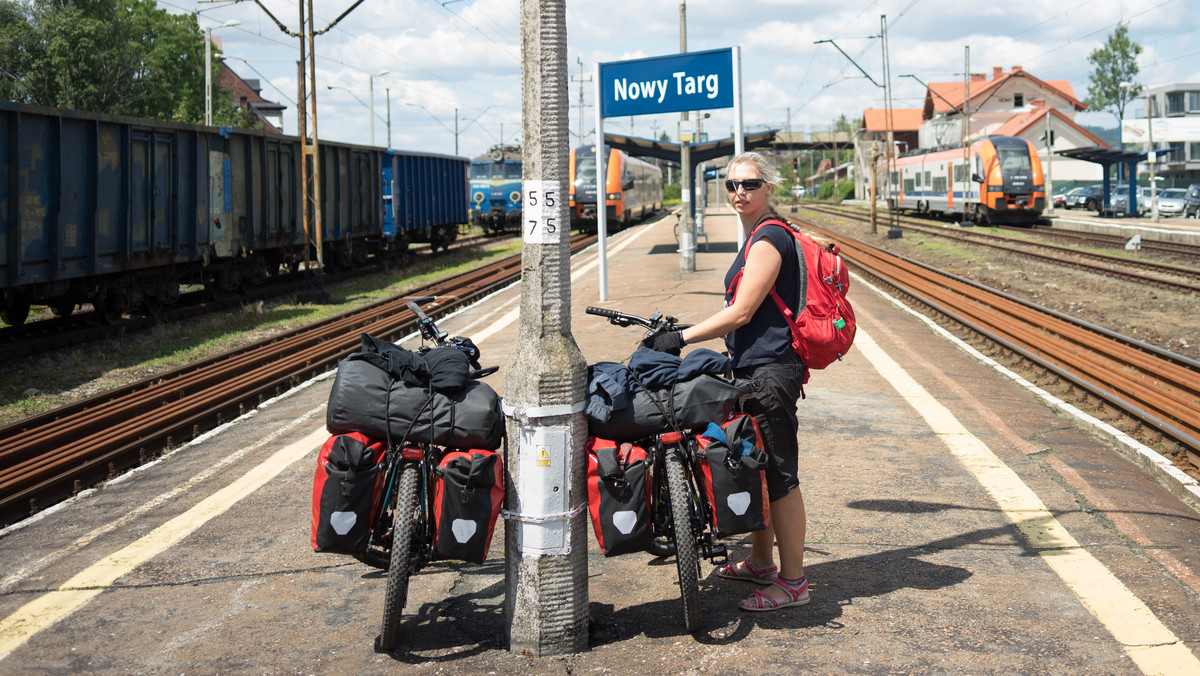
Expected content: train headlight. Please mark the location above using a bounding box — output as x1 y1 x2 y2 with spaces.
509 190 521 205
606 193 620 200
473 191 485 204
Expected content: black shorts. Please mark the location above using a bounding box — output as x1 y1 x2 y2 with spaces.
733 352 806 502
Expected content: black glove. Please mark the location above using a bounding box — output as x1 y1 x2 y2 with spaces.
642 330 685 356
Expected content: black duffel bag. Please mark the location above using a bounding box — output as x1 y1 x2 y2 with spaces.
587 374 746 442
326 335 504 450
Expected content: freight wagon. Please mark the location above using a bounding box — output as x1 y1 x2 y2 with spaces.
0 101 467 325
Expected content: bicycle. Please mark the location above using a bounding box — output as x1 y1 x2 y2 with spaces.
585 305 736 633
353 297 500 652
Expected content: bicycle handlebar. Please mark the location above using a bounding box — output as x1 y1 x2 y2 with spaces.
406 296 494 377
585 306 693 333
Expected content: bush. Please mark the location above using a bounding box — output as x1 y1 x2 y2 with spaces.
663 183 681 205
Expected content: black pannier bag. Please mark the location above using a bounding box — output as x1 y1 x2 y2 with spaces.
695 414 769 538
311 432 387 553
432 450 505 563
326 335 504 450
586 437 652 557
587 374 745 442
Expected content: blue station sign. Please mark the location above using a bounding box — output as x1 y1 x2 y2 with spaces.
599 48 734 119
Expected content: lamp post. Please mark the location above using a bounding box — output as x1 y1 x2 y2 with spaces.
205 19 241 126
368 70 389 146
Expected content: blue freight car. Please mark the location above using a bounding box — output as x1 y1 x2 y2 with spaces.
385 150 469 252
0 101 468 326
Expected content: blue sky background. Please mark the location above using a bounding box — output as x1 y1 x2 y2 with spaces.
165 0 1200 159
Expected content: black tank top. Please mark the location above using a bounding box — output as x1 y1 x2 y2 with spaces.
722 219 801 368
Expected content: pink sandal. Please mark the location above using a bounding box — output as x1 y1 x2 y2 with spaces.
716 558 778 585
738 575 810 611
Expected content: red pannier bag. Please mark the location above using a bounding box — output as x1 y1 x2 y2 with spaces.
432 449 505 563
696 414 770 537
311 432 388 553
586 437 652 557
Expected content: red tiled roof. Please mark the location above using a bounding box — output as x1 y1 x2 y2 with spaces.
862 108 924 132
992 108 1108 147
923 68 1086 117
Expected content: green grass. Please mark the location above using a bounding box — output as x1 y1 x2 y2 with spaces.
0 240 522 426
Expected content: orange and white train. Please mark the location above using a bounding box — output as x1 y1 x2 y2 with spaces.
569 145 663 233
885 135 1045 225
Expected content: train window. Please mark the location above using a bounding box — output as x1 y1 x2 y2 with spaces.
469 164 491 179
997 147 1031 172
932 176 946 193
953 165 964 182
923 171 931 186
903 178 915 193
504 163 521 179
576 153 597 183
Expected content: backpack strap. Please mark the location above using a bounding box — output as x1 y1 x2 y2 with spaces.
731 218 806 356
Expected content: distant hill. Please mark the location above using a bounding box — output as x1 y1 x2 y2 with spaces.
1084 126 1120 147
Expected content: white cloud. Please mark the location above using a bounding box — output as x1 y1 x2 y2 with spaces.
171 0 1200 155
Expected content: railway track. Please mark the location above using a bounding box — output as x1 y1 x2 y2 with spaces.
0 230 513 364
798 218 1200 478
800 203 1200 294
0 234 594 527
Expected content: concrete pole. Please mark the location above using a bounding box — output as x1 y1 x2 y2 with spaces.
205 27 212 126
1147 97 1158 222
1044 105 1054 215
504 0 589 656
369 74 375 146
678 1 695 273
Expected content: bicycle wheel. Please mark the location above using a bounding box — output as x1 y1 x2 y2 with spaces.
379 462 420 651
665 449 702 633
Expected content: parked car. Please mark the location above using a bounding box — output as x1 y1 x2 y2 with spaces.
1052 193 1065 208
1063 185 1102 210
1113 186 1152 216
1155 188 1189 217
1184 184 1200 218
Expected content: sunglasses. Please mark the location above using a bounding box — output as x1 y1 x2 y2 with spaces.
725 178 765 192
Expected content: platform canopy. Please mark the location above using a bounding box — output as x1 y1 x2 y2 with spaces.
601 129 778 167
1054 145 1170 216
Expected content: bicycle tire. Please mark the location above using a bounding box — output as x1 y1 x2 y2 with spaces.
665 449 702 633
379 462 420 651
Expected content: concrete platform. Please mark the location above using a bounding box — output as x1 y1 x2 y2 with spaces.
1 207 1199 674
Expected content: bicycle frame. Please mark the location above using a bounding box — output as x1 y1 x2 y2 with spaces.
585 305 731 633
364 296 498 651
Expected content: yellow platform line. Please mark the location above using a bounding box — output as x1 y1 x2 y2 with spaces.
0 427 327 661
856 328 1199 675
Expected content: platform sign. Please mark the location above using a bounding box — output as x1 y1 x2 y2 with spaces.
599 48 734 118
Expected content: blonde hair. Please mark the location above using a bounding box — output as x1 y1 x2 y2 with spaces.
727 151 783 214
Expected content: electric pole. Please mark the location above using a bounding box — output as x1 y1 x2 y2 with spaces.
678 1 695 272
572 57 592 145
504 0 589 657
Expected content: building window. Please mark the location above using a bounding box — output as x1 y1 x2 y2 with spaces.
1189 142 1200 162
1014 93 1024 108
1189 91 1200 113
1166 92 1185 116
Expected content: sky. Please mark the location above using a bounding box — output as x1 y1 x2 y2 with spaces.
163 0 1200 160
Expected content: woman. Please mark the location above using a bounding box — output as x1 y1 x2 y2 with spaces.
645 151 809 611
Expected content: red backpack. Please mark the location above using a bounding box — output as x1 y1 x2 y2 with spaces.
729 218 856 376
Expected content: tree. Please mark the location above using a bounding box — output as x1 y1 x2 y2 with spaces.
0 0 258 129
1086 22 1143 145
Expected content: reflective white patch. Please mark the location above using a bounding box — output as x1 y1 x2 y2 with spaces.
330 511 357 536
726 492 751 516
452 519 478 543
611 511 638 535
